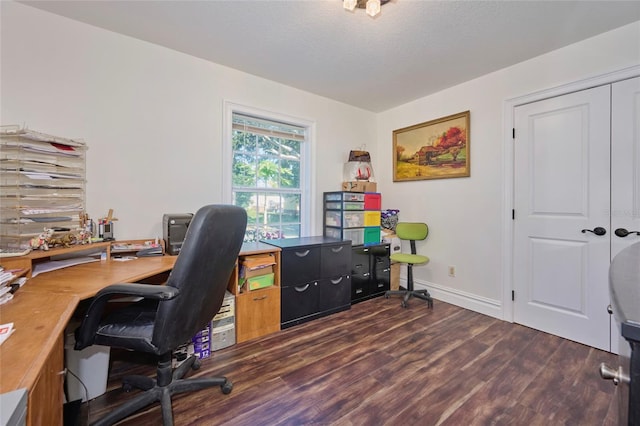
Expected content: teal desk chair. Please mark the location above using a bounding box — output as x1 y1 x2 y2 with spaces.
385 222 434 308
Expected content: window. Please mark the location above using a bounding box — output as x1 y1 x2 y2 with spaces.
230 111 309 242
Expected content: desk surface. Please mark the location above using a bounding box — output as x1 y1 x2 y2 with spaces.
0 291 78 393
25 256 177 300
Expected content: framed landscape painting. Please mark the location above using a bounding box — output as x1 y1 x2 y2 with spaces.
393 111 470 181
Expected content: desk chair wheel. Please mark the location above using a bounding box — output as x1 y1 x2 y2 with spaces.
192 358 201 370
221 380 233 395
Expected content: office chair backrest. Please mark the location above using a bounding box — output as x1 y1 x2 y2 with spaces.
395 222 428 255
153 204 247 353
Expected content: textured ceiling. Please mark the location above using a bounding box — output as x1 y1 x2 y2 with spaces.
18 0 640 112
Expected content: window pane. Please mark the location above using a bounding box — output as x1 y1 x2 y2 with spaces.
233 191 257 220
232 153 256 187
280 139 300 160
232 130 256 152
231 111 306 242
282 224 301 239
281 194 300 223
280 159 300 189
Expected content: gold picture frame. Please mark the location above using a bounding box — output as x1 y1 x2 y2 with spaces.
393 111 470 181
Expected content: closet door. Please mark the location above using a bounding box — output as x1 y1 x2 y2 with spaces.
513 85 612 351
611 76 640 259
610 76 640 352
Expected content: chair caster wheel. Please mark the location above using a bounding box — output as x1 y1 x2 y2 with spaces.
192 358 201 370
221 381 233 395
401 301 407 308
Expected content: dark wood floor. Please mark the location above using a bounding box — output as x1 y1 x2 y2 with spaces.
79 296 620 425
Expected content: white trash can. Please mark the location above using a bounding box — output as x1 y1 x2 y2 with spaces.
64 331 110 402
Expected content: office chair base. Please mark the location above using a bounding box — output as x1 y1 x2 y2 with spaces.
385 289 434 309
93 354 232 426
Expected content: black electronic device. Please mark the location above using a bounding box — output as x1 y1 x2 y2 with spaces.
163 213 193 255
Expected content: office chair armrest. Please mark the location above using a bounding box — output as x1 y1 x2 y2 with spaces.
95 283 180 300
75 284 180 350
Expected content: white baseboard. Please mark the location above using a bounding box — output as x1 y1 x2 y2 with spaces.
401 278 503 320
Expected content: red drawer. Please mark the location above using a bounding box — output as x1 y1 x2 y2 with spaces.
364 193 381 210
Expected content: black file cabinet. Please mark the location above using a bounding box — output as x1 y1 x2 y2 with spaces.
351 243 391 304
264 237 352 329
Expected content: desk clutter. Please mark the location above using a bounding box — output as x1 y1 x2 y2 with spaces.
172 290 235 367
238 253 276 292
0 266 26 305
0 125 87 250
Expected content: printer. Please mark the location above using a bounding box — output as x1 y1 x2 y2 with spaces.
163 213 193 255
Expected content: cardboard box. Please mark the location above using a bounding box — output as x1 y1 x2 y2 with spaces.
341 181 377 193
244 264 274 279
390 262 400 291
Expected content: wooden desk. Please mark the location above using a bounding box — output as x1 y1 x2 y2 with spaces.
0 255 177 425
0 291 78 425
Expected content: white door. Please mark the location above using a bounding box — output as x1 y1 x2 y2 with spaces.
513 85 612 351
611 77 640 258
610 76 640 349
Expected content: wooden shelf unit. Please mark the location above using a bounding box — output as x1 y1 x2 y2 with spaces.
228 242 281 344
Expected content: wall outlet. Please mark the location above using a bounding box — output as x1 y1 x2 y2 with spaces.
448 265 456 277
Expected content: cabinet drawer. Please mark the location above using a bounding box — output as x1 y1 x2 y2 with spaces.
281 281 319 323
321 243 351 277
325 201 364 210
281 246 320 285
324 192 365 202
318 276 351 312
325 211 365 228
371 244 391 269
235 286 280 344
351 274 370 300
364 193 381 210
364 211 380 226
364 227 381 245
371 267 391 294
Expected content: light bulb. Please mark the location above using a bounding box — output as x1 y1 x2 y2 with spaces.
343 0 357 11
366 0 381 17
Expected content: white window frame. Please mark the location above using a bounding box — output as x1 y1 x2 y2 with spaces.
222 101 314 238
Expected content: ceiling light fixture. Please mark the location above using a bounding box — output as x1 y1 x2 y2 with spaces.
343 0 391 18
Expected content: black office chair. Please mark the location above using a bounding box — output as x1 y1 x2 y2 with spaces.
74 205 247 426
385 222 433 308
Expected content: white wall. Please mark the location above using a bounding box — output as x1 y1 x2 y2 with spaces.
0 1 375 239
2 2 639 320
375 21 640 318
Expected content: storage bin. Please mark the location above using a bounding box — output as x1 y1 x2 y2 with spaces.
211 324 235 351
65 332 110 402
324 191 365 202
325 210 342 227
325 201 365 210
364 227 381 245
247 272 275 290
364 193 382 210
343 211 364 228
343 228 365 245
364 211 380 227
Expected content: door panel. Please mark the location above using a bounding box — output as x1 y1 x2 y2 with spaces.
529 238 586 313
610 76 640 350
514 85 611 351
612 76 640 258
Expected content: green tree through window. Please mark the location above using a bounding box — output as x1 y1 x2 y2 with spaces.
231 113 305 242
